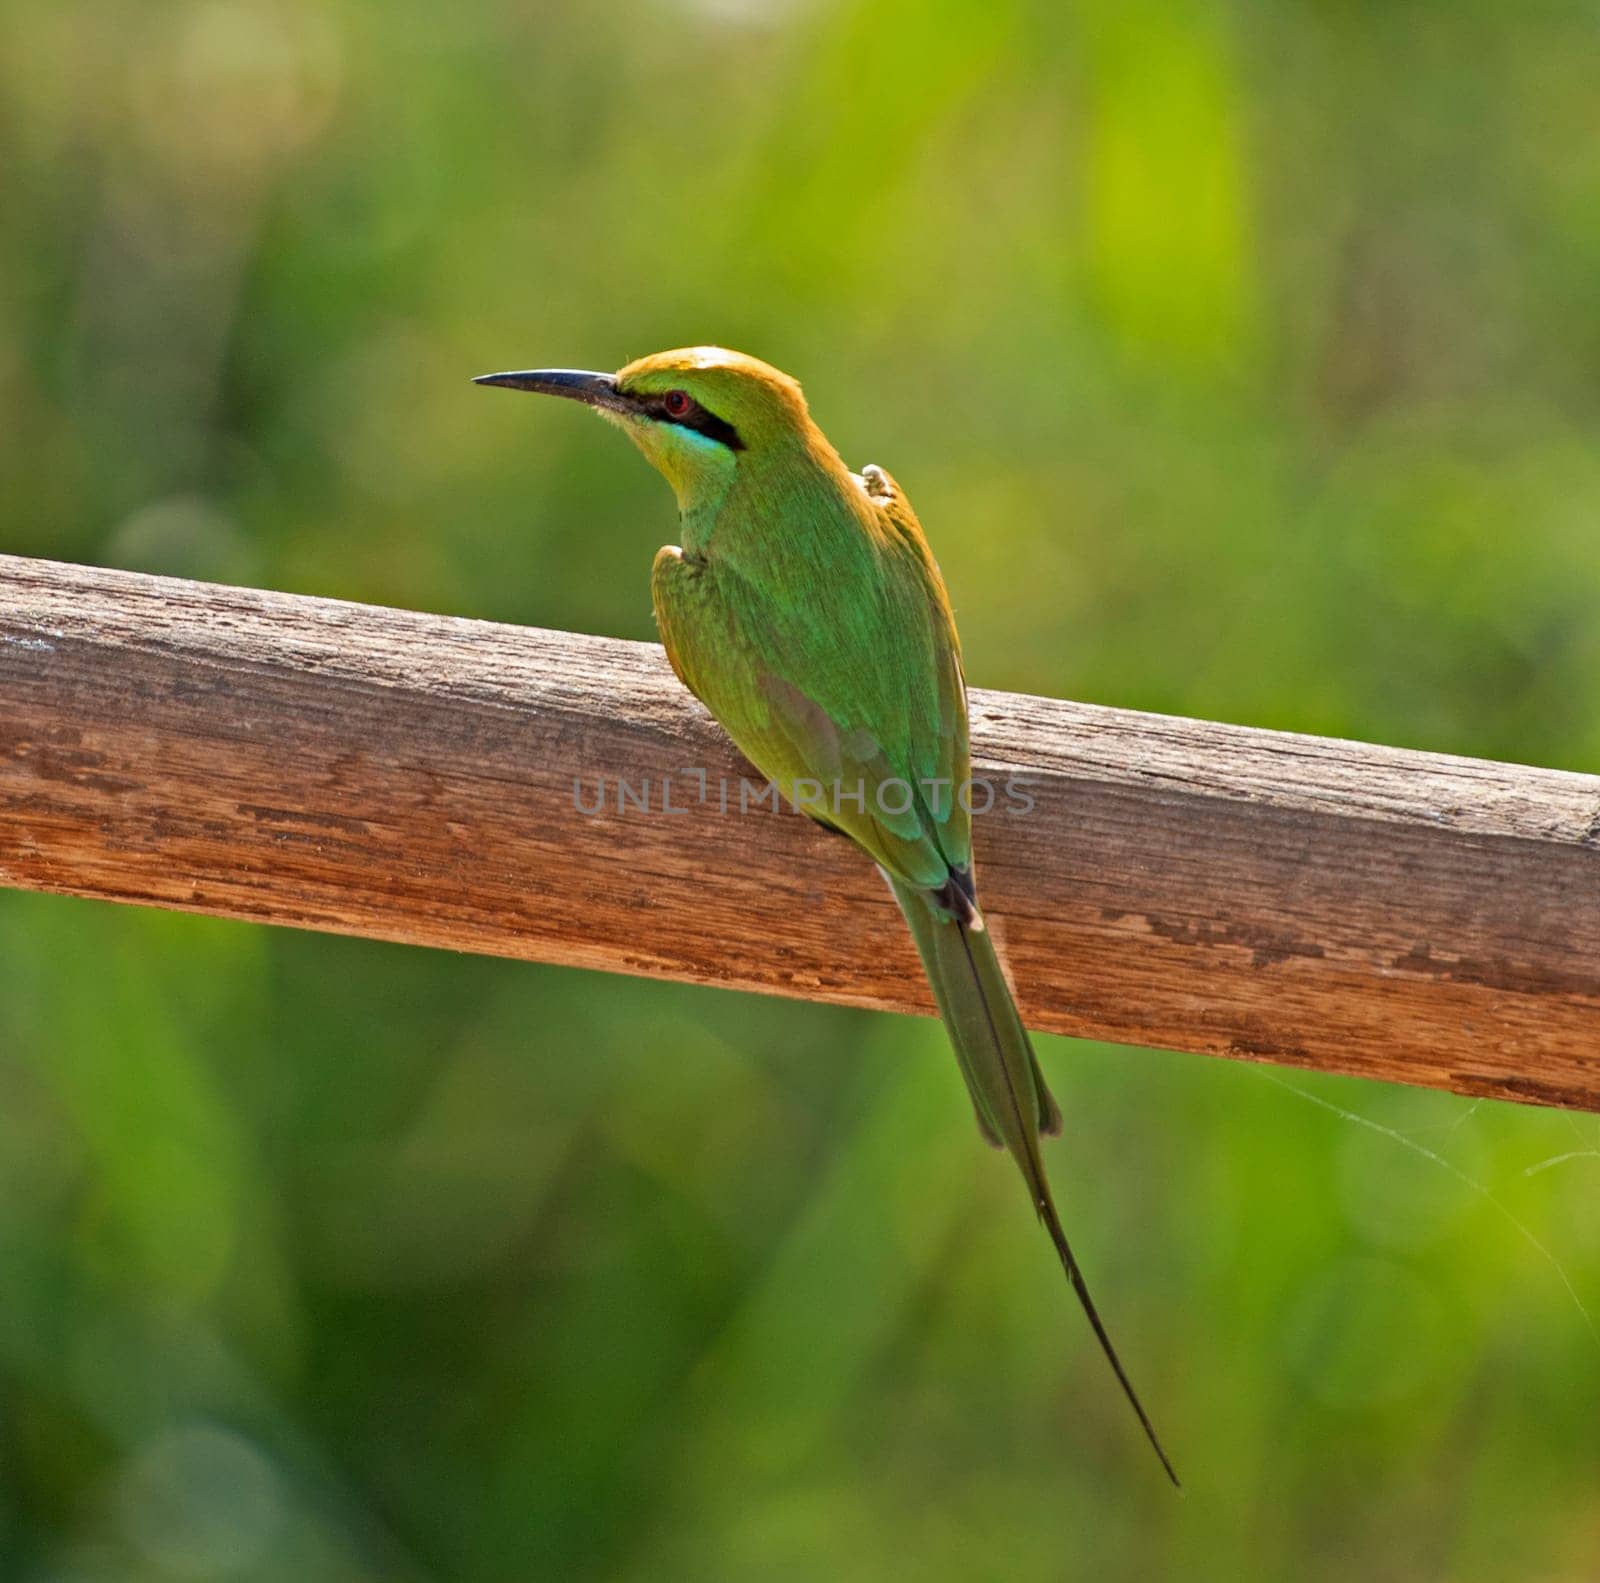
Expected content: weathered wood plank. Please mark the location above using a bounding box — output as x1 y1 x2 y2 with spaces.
3 553 1598 1109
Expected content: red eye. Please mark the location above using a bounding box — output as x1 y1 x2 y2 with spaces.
662 389 693 418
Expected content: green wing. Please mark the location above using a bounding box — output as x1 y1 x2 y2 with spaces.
652 466 970 890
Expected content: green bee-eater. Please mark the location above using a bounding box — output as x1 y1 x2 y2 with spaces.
478 347 1177 1484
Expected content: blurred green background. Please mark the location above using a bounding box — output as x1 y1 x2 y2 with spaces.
3 0 1599 1578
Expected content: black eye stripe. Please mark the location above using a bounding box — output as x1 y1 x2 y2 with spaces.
639 393 745 451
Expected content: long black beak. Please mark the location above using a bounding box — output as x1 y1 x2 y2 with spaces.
473 367 634 415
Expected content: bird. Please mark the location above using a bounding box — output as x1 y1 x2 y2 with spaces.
476 347 1178 1485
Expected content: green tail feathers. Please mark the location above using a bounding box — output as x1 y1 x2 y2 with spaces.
887 871 1061 1148
886 872 1181 1489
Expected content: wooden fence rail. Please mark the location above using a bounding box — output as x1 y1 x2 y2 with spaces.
3 553 1599 1110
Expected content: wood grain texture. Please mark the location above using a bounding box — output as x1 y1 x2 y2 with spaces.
3 553 1599 1109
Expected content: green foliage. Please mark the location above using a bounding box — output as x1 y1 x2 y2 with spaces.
2 0 1598 1577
